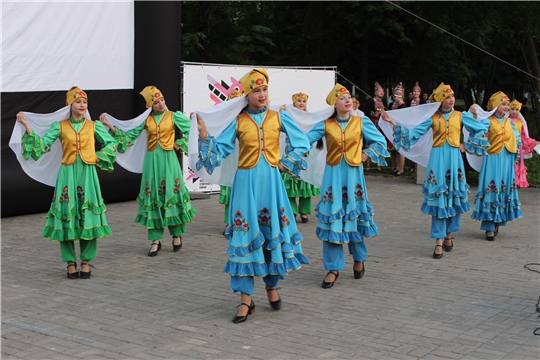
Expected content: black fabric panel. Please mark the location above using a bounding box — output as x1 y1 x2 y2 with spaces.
134 1 182 111
1 89 141 218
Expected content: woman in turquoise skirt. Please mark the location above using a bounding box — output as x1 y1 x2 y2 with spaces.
281 92 320 223
470 91 523 240
306 84 390 289
100 86 196 256
15 86 116 279
196 68 310 323
380 83 489 259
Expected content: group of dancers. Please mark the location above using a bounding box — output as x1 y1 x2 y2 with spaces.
12 67 539 323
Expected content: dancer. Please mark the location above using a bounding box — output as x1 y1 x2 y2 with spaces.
508 99 539 188
99 86 196 256
388 82 407 176
406 82 426 174
380 82 489 258
195 68 310 323
13 87 117 279
281 92 320 223
306 83 389 288
362 81 386 171
470 92 524 240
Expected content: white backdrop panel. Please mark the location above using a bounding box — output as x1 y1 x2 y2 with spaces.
1 1 134 92
181 63 336 192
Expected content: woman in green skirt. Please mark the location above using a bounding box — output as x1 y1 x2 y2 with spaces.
100 86 196 256
281 92 320 223
15 86 117 279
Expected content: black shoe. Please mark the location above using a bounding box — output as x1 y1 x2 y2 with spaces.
321 270 339 289
265 286 282 310
232 300 255 323
66 262 79 279
300 215 309 223
443 237 454 252
148 241 162 256
353 261 365 279
172 236 182 252
485 231 495 241
433 244 444 259
79 261 91 279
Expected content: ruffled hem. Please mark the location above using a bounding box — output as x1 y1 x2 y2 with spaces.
226 231 265 257
176 138 189 155
421 183 470 201
464 141 488 156
521 137 537 154
134 206 196 229
280 150 308 178
112 127 131 154
364 143 390 166
315 204 374 225
471 209 524 223
42 225 112 241
421 203 471 218
316 228 363 243
47 200 107 222
136 186 193 212
196 136 220 174
224 256 303 277
394 124 411 152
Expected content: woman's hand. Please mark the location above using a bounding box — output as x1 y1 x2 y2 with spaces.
279 104 287 112
16 111 32 134
196 113 208 141
469 104 478 119
99 113 113 129
380 111 397 127
361 152 369 163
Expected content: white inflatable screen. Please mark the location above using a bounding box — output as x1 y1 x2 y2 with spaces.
2 1 134 92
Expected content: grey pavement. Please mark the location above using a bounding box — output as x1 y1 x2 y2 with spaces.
2 174 540 360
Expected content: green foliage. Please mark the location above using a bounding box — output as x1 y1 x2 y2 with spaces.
524 155 540 187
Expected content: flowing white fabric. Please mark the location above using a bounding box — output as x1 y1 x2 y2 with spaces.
102 108 152 173
9 106 92 187
188 96 248 186
378 102 441 168
463 104 497 172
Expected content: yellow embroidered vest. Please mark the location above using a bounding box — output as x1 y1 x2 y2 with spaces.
431 111 462 147
236 110 281 169
512 117 523 134
60 119 96 165
145 111 175 151
324 116 363 166
486 116 518 154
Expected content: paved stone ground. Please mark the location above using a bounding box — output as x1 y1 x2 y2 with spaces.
2 175 539 359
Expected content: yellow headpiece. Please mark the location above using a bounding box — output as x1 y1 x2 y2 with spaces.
487 91 510 111
227 89 242 100
238 68 269 96
292 92 309 103
140 86 164 108
509 99 522 111
428 82 454 103
66 86 87 106
326 83 350 106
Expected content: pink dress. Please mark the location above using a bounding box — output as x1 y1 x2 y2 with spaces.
510 115 537 187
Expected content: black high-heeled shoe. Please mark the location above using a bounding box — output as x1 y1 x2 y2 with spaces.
148 241 162 256
353 261 365 279
300 214 309 223
172 236 182 252
80 260 91 279
232 300 255 323
321 270 339 289
485 231 495 241
443 237 454 252
66 262 79 279
265 286 282 310
433 244 444 259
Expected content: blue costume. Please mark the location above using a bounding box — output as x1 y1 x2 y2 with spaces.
197 107 310 295
307 115 389 271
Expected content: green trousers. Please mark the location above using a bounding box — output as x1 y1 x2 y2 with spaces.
224 204 230 224
289 196 312 216
148 224 184 241
59 239 97 263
